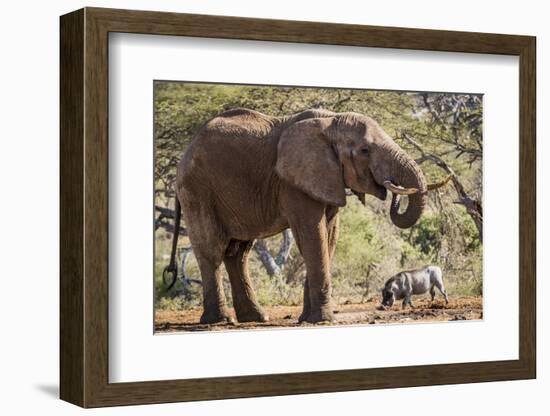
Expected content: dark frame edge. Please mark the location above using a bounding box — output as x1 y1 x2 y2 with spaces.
518 36 537 379
60 8 86 407
87 360 530 408
86 6 532 54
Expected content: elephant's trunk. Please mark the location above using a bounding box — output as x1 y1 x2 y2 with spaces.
387 151 427 229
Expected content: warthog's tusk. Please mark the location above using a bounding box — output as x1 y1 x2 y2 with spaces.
427 175 453 191
383 180 419 195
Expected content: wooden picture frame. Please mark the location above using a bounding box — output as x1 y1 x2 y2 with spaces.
60 7 536 408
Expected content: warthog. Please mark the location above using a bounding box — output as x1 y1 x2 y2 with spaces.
381 265 448 309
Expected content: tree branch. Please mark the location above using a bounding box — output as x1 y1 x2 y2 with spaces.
401 133 483 241
154 205 188 236
253 229 294 277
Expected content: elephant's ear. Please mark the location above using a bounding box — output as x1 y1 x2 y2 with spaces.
275 117 346 207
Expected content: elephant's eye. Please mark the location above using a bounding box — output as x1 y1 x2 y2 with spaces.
360 147 370 155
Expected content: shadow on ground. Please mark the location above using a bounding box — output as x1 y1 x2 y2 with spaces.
35 384 58 399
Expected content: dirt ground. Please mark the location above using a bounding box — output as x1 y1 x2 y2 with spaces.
155 296 482 333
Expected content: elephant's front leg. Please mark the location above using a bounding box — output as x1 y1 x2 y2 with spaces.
298 212 339 322
284 193 335 323
299 222 335 323
299 279 311 323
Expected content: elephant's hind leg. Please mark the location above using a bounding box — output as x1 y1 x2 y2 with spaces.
180 189 233 324
193 246 234 324
224 240 269 323
183 215 233 324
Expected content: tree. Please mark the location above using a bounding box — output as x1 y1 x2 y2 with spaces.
402 133 483 241
399 93 483 241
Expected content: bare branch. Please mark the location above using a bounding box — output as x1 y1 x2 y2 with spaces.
253 230 294 277
154 205 188 236
402 133 483 241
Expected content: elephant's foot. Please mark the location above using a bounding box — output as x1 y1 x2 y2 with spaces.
200 308 234 325
298 310 309 323
298 307 335 324
235 307 269 323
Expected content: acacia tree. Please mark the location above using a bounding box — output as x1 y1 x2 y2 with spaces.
400 93 483 241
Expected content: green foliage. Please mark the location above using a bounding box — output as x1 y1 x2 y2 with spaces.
410 215 442 257
459 211 482 251
153 82 483 310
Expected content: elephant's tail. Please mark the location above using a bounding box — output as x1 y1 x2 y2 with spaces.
162 196 182 290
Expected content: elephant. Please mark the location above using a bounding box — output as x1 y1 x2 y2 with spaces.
166 108 449 324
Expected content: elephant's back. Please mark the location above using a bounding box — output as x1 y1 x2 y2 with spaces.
203 108 281 140
176 108 280 197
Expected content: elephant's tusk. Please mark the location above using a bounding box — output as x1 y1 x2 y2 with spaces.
427 175 453 191
383 180 419 195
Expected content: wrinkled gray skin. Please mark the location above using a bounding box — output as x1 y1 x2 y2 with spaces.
176 108 432 324
381 265 449 309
